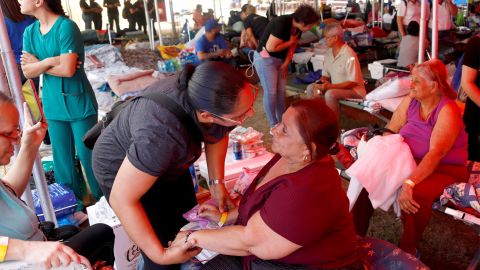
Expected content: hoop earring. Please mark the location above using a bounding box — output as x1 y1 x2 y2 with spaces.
303 155 308 161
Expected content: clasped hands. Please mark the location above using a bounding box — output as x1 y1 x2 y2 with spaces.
313 77 331 95
168 203 227 262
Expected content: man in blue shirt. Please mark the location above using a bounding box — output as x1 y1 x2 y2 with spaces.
195 19 235 66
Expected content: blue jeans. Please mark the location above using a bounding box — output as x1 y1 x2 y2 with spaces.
82 13 102 30
253 51 287 128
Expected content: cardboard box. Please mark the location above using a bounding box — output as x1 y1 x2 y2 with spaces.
368 63 384 80
87 197 140 270
368 59 398 80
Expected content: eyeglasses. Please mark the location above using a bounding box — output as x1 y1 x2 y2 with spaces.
0 127 22 143
324 35 336 40
210 106 255 125
207 84 258 125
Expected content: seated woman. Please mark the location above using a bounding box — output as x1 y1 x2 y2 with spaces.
397 21 425 68
175 98 360 269
0 93 114 269
351 59 469 255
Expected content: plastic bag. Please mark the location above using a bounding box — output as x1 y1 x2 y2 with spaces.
230 167 260 199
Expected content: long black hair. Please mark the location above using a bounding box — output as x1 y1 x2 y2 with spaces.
0 0 25 22
44 0 65 16
177 62 250 115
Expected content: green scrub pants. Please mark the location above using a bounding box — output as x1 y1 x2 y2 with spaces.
47 114 102 210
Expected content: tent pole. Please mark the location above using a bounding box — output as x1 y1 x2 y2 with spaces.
432 0 439 59
154 0 163 46
0 6 57 226
169 0 177 38
143 0 153 50
418 0 427 63
380 0 384 29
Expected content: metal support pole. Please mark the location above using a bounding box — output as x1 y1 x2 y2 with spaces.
64 0 72 18
0 50 9 94
213 0 217 17
320 0 324 22
0 6 57 226
154 0 163 46
143 0 153 50
150 19 155 49
107 23 113 45
432 0 439 59
380 0 384 29
186 19 191 42
372 0 375 27
219 0 223 22
418 0 427 63
169 0 177 38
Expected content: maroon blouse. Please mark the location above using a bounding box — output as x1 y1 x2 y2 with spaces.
237 154 358 269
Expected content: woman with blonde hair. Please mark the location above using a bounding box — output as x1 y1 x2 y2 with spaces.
352 59 469 255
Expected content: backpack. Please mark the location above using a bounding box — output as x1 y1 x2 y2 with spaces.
82 90 202 149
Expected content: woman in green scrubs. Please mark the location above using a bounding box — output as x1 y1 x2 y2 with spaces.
20 0 102 216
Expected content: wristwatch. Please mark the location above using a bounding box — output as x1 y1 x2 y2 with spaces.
207 178 224 186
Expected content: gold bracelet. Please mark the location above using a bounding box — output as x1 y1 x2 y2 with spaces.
0 236 8 262
404 179 416 188
218 212 228 227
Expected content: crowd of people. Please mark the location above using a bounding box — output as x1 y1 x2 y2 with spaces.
79 0 157 33
0 0 479 269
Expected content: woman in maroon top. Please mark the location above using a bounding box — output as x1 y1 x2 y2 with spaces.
174 99 359 269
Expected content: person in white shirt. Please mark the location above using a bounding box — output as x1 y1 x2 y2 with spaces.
308 23 366 117
398 21 426 67
427 0 457 40
396 0 429 37
383 5 396 31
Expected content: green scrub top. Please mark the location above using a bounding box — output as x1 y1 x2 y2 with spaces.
23 16 98 121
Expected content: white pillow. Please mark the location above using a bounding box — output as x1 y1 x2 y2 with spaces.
366 76 411 101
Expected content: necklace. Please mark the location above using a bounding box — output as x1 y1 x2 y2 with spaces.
420 105 435 121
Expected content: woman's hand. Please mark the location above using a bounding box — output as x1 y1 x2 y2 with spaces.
314 82 330 95
198 203 222 223
398 184 420 214
20 52 39 66
21 241 92 270
209 184 235 212
21 102 47 149
164 232 201 264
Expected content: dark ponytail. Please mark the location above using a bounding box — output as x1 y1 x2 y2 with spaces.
177 64 196 91
44 0 65 16
185 62 249 115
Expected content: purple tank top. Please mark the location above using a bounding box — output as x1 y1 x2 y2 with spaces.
399 97 468 165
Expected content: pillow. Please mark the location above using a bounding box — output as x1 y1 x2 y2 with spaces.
366 76 411 101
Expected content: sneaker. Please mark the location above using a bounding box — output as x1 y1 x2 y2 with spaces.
72 211 88 226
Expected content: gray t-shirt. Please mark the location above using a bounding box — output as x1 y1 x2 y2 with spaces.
92 77 231 199
0 181 45 241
